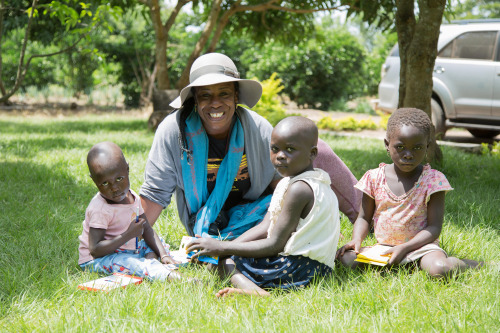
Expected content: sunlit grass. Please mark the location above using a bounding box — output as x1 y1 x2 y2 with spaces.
0 115 498 331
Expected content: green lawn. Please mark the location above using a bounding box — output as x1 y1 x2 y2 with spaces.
0 114 498 332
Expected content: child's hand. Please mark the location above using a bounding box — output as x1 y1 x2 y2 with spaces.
186 237 223 258
126 217 146 238
335 240 361 259
382 244 408 265
160 255 179 265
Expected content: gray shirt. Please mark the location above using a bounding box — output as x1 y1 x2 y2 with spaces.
140 106 278 235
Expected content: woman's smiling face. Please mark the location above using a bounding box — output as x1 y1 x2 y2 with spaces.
194 82 238 139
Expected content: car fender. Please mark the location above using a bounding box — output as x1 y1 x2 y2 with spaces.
432 77 456 119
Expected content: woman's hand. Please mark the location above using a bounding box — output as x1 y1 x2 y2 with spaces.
186 237 225 258
336 239 362 259
383 244 409 265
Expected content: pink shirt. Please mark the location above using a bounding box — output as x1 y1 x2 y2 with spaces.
355 163 453 246
78 189 144 264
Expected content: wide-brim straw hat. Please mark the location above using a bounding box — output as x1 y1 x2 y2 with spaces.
169 53 262 109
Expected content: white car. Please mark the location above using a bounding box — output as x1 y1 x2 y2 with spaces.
378 20 500 139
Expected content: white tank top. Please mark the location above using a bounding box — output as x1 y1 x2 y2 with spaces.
267 169 340 268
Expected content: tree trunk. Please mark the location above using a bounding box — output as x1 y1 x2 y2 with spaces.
149 0 170 90
395 0 446 163
176 0 223 90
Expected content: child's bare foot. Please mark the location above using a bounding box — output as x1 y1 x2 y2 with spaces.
216 287 270 297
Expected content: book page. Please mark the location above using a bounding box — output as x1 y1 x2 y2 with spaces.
355 244 393 266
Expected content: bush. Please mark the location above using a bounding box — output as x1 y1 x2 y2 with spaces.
481 142 500 157
376 110 390 130
243 24 366 110
251 73 290 126
317 116 378 131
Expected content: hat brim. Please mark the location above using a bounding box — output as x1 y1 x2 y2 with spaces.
169 74 262 109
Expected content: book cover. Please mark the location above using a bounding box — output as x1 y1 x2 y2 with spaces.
180 236 219 265
78 273 143 292
354 244 393 266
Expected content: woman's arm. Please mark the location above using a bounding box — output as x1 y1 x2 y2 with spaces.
336 193 374 258
141 197 163 226
187 181 314 258
88 219 145 258
385 191 445 264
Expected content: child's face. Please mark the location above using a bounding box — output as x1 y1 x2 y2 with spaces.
90 162 131 204
385 124 429 174
270 129 316 178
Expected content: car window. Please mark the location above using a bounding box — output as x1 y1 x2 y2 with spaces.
439 31 498 60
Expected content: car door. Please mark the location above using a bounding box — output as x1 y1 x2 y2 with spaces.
434 30 497 120
493 33 500 121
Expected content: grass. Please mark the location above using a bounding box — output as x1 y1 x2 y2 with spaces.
0 113 499 332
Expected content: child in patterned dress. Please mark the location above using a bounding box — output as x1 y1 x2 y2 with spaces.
336 108 482 277
187 116 340 296
78 142 184 281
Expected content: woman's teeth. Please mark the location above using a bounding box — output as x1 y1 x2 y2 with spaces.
210 112 224 119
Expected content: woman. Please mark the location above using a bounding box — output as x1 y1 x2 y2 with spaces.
140 53 360 240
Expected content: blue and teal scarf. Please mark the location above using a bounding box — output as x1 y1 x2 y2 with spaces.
181 110 271 239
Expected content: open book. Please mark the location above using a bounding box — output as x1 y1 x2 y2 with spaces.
354 244 393 266
78 273 143 292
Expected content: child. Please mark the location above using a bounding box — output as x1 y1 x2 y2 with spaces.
336 108 482 277
186 116 340 296
78 141 183 281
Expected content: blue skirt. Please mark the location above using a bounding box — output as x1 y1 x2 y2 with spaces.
232 254 332 290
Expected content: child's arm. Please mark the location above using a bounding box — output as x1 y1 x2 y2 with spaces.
384 191 445 264
187 180 314 258
230 213 271 243
88 218 145 259
141 218 177 264
336 193 374 259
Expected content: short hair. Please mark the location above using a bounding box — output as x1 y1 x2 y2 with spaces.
275 116 318 146
386 108 431 140
87 141 126 176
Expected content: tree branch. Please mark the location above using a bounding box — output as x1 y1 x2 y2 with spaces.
176 0 223 89
0 0 37 103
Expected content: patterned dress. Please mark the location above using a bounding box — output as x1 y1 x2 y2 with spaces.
355 163 453 263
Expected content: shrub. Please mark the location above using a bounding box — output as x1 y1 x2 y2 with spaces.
251 73 290 126
244 24 366 110
481 142 500 157
377 110 390 130
317 116 378 131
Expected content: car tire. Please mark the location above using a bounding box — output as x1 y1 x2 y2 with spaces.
467 129 500 139
431 99 447 139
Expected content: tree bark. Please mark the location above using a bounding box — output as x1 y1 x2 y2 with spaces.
148 0 170 90
176 0 223 90
0 0 6 96
395 0 446 163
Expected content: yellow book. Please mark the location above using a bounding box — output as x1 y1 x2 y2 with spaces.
354 244 393 266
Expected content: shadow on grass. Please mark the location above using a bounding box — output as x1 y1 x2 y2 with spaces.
1 119 154 159
0 118 148 135
0 160 96 311
0 120 497 315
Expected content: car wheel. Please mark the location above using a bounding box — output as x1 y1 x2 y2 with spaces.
467 129 500 139
431 99 447 139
